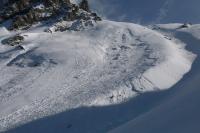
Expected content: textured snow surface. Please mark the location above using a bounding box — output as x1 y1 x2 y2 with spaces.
110 24 200 133
0 20 195 132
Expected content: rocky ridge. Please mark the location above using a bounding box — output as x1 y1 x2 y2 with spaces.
0 0 101 46
0 0 101 30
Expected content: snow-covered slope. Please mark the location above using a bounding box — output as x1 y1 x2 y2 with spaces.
0 19 195 132
110 24 200 133
2 0 200 24
87 0 200 24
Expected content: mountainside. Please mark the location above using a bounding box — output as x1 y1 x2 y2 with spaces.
0 0 198 133
110 23 200 133
0 0 101 30
87 0 200 24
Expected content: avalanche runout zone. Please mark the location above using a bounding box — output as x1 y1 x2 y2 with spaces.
0 21 194 131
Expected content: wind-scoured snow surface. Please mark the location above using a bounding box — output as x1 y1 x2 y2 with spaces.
0 21 195 132
110 24 200 133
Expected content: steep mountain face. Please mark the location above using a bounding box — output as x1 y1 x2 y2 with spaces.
0 0 101 30
0 0 197 133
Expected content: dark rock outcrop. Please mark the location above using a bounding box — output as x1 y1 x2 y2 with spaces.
178 23 192 29
0 0 101 30
79 0 90 12
2 34 24 46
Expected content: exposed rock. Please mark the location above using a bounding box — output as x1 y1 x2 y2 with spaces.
178 23 192 29
1 35 24 46
45 9 101 32
0 0 101 30
79 0 90 12
0 0 101 31
91 13 102 21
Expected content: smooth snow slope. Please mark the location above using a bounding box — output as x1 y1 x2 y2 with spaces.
0 20 194 132
110 24 200 133
87 0 200 24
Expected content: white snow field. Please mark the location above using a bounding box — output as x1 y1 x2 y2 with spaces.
110 24 200 133
0 20 195 132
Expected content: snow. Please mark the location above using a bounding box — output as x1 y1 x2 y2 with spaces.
0 20 195 132
142 39 194 89
183 24 200 39
88 0 200 24
33 4 45 10
109 23 200 133
0 27 9 37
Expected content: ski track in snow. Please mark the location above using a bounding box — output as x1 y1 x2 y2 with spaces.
0 20 195 132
